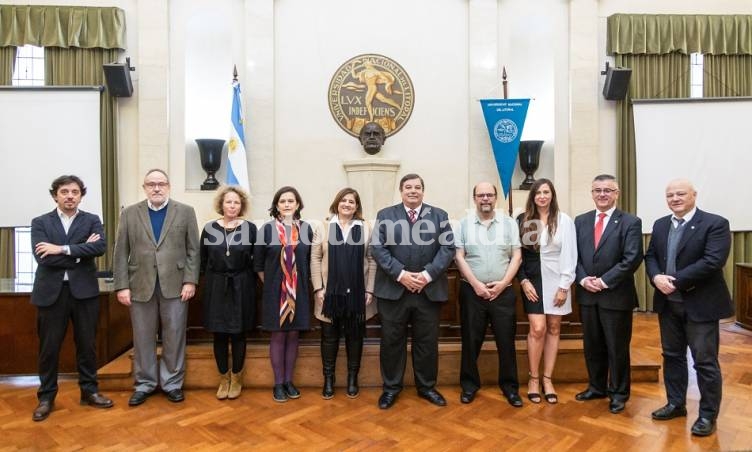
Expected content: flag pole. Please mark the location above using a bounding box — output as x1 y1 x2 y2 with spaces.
502 67 513 216
233 64 238 83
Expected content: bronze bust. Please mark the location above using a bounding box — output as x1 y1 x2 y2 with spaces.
359 122 386 155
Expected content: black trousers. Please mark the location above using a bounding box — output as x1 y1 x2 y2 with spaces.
580 304 633 402
659 300 722 420
459 281 518 395
37 284 99 402
378 293 441 393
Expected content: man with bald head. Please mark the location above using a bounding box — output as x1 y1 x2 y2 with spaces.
645 179 733 436
454 182 522 406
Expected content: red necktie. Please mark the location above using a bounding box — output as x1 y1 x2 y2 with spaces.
594 212 607 248
408 209 417 223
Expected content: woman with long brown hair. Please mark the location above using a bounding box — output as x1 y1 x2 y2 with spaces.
516 178 577 404
310 188 377 399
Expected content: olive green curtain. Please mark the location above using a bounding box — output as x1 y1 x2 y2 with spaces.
46 47 119 271
614 53 690 216
0 5 125 49
0 45 14 83
607 14 752 56
703 55 752 97
0 46 16 278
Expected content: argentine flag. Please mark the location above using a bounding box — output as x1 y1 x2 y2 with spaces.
227 79 250 192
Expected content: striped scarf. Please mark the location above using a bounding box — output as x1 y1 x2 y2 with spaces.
276 219 299 326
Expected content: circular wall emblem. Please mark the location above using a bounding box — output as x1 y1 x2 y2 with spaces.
493 119 518 143
328 54 415 138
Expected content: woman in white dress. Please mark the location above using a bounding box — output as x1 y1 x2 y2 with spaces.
516 178 577 404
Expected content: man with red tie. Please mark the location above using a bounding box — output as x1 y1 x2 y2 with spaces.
573 174 643 414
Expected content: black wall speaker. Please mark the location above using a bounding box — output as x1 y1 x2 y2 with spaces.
602 67 632 100
103 63 133 97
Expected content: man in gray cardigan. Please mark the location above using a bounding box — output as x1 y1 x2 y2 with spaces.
113 169 199 406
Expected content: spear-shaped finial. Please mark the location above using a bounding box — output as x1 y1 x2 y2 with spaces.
233 65 238 83
502 66 508 99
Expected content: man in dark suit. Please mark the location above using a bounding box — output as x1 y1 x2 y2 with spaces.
113 169 200 406
574 174 643 414
371 173 455 409
645 179 733 437
30 175 113 422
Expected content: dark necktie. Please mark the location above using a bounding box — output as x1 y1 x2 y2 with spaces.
408 209 417 224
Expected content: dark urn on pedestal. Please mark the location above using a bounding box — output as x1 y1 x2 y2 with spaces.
518 140 544 190
196 138 225 191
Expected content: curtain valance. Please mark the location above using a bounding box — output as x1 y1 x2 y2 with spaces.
607 14 752 56
0 5 125 49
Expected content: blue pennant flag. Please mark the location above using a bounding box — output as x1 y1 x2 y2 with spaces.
227 79 250 192
479 99 530 198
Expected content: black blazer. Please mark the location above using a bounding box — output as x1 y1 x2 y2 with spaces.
645 209 734 322
371 203 455 302
30 209 106 306
574 209 644 311
254 220 313 331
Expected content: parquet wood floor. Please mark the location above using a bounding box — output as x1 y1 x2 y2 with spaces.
1 313 751 451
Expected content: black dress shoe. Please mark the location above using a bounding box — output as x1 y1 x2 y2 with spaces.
460 390 477 404
691 417 716 436
283 381 301 399
651 403 687 420
165 388 185 403
378 391 398 409
273 384 289 403
609 400 626 414
128 390 154 407
32 400 53 422
80 392 114 408
504 392 523 408
575 389 608 401
418 389 447 407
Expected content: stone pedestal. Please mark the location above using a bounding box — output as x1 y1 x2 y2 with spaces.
342 158 401 219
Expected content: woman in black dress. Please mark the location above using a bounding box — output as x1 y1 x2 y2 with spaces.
200 186 257 400
254 186 313 402
310 188 376 399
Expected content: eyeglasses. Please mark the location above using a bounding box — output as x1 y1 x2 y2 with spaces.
144 182 169 190
474 193 496 199
591 188 617 195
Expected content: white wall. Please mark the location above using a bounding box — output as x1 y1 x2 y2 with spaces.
274 0 468 219
7 0 750 225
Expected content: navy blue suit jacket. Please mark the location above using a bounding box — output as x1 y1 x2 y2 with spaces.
371 203 455 302
30 209 106 306
645 209 734 322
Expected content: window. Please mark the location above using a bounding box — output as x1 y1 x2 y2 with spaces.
14 227 36 285
12 45 45 86
690 53 703 98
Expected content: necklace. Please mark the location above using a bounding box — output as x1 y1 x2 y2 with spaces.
222 219 239 256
